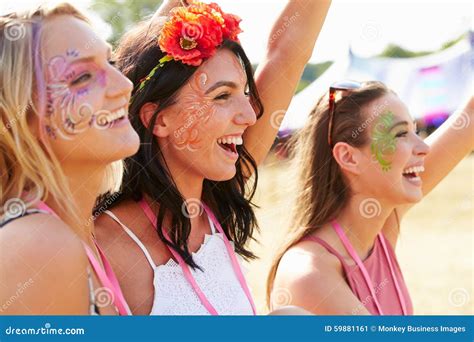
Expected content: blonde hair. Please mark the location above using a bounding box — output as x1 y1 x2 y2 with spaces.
0 3 123 223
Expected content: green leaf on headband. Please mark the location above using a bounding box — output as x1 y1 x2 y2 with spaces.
159 55 174 65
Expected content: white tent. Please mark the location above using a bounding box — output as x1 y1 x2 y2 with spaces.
280 33 473 133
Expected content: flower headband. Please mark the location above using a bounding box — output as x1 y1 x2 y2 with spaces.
134 1 242 97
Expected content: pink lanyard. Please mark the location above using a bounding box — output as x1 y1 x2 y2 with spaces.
139 198 257 315
82 242 131 315
37 201 131 316
331 220 407 316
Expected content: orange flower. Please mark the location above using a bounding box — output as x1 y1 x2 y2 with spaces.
158 1 242 66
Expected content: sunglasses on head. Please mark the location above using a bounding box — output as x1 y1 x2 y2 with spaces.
327 80 362 147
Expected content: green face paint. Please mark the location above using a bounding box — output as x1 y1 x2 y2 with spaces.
370 111 397 171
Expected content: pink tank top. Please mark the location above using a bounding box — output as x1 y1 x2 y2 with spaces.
303 221 413 315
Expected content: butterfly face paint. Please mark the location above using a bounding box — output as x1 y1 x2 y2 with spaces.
370 110 397 171
45 50 107 139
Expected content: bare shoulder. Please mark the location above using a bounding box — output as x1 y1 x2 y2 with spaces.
94 200 162 315
94 204 127 250
273 239 369 315
94 199 158 274
275 239 342 284
94 200 148 257
0 214 90 314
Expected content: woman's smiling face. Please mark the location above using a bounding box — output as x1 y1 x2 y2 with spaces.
152 48 257 181
39 15 140 166
351 93 430 205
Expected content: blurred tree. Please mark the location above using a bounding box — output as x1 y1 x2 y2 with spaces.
378 33 467 58
296 61 333 93
379 44 430 58
90 1 467 93
90 0 163 46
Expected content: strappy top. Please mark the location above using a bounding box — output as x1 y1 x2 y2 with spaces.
1 202 131 315
0 208 48 228
302 222 413 315
0 207 99 315
104 209 255 315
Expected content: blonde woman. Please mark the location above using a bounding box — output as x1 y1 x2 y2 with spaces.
0 3 140 314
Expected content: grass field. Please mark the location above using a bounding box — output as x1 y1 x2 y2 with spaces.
245 153 473 315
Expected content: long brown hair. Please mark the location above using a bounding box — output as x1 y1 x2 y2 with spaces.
96 19 263 269
266 81 391 308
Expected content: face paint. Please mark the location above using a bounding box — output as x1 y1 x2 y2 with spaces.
45 51 107 139
66 48 79 58
173 71 216 151
370 110 397 171
172 54 248 152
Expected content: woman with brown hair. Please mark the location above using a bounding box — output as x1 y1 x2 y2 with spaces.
95 0 331 315
267 80 473 315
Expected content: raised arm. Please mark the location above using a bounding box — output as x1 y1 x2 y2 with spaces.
419 96 474 197
243 0 331 168
151 0 186 22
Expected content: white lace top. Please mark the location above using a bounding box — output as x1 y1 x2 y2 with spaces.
104 210 254 315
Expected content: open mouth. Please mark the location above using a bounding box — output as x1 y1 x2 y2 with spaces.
402 165 424 184
107 108 127 125
217 136 243 157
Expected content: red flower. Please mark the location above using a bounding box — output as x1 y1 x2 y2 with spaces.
158 1 242 66
207 3 242 41
221 13 242 41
